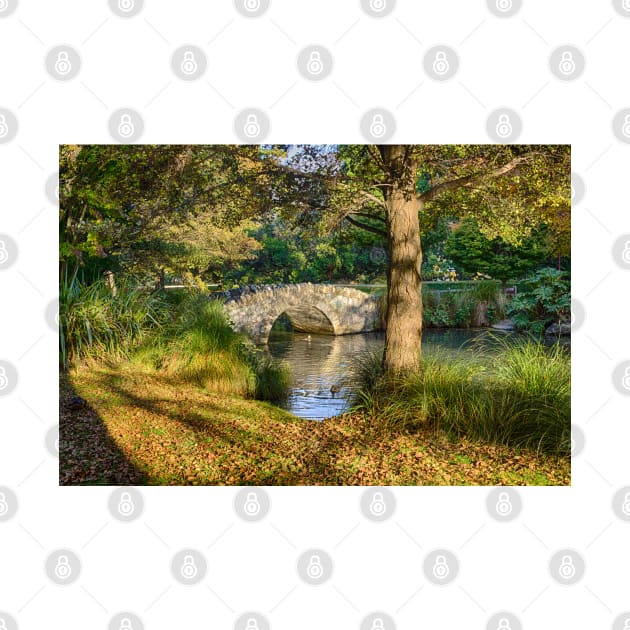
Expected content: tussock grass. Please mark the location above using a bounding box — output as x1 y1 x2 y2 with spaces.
132 292 290 401
353 336 570 454
60 271 167 368
61 278 291 401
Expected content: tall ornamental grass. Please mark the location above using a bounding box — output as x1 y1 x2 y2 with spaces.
353 336 570 454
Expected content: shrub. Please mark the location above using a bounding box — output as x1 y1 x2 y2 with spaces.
506 268 570 333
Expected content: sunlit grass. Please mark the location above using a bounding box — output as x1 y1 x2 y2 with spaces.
353 336 570 455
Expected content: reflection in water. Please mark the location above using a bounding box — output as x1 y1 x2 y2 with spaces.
267 329 513 421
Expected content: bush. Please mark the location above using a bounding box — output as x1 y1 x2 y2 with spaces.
60 271 167 368
506 268 570 333
421 282 504 328
353 337 570 454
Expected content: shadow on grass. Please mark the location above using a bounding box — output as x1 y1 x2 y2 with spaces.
60 372 148 485
85 369 388 485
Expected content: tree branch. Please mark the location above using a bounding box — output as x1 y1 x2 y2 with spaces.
349 211 386 224
419 154 535 203
344 215 387 237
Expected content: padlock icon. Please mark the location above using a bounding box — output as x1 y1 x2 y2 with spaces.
495 492 512 516
0 619 7 630
180 51 198 76
0 492 8 515
54 554 72 580
558 51 576 76
181 554 198 579
623 618 630 630
369 491 387 515
245 619 260 630
0 366 8 390
306 554 323 579
622 240 630 263
369 0 386 11
119 617 134 630
495 0 512 11
497 619 511 630
369 115 386 139
244 491 261 515
243 115 261 139
558 554 576 579
54 51 72 76
432 555 449 579
623 367 630 390
0 0 8 11
371 618 385 630
118 0 135 11
244 0 261 10
623 0 630 11
622 114 630 139
0 240 8 264
495 114 512 138
118 491 135 516
0 114 8 138
118 114 135 139
622 492 630 516
432 51 449 76
307 51 324 75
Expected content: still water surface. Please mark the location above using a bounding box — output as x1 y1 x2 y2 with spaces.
267 329 505 420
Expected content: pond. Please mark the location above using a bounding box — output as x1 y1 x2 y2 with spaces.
267 328 523 420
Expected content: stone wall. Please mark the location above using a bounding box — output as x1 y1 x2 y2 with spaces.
214 283 383 343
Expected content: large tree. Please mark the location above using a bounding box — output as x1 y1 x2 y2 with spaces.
289 144 570 373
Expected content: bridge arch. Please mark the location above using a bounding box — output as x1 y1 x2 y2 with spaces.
218 283 382 343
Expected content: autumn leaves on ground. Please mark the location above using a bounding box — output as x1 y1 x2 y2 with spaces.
61 365 569 486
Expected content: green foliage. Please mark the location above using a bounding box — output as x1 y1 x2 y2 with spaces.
422 283 504 328
353 338 570 454
59 271 167 368
506 268 570 333
132 292 290 401
444 218 553 284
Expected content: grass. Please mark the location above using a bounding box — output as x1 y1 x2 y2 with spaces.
60 271 167 368
60 364 569 485
352 336 570 455
132 295 290 401
61 280 291 403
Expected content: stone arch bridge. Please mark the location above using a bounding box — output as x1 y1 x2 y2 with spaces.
214 283 383 343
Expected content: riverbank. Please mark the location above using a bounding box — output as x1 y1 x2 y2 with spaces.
61 364 570 486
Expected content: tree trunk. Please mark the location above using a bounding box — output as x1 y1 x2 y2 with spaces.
380 145 423 374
